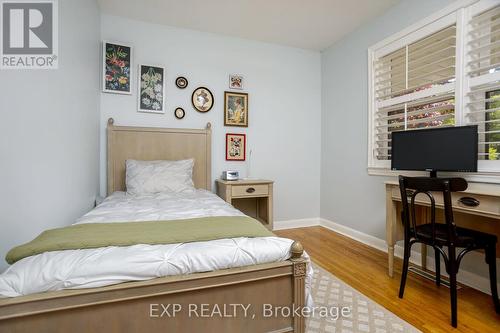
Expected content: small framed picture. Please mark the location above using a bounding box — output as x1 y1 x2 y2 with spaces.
226 133 246 161
224 92 248 127
174 107 185 119
138 64 165 113
175 76 188 89
229 74 243 90
102 41 132 94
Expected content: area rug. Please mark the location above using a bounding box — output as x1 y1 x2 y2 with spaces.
306 263 420 333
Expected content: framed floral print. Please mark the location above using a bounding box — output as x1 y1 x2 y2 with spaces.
226 133 246 161
102 41 132 94
224 92 248 127
229 74 243 90
138 65 165 113
191 87 214 113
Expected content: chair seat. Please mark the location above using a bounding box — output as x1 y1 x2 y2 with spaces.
412 223 497 248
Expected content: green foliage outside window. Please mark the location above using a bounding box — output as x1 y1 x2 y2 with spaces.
486 90 500 160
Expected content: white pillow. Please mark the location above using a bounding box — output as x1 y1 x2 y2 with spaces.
125 159 195 195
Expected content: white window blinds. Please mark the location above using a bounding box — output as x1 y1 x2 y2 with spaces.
465 4 500 161
373 25 456 160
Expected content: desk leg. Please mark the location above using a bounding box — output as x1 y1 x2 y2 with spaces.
388 246 395 278
386 185 398 278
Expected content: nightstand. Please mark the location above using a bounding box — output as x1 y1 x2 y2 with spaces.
216 179 274 230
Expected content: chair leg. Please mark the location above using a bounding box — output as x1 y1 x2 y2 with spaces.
399 240 411 298
448 246 458 328
486 244 500 314
434 247 441 287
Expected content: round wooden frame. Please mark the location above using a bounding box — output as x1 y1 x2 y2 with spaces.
191 87 214 113
175 76 188 89
174 107 185 119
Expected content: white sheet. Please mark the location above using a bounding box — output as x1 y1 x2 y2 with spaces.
0 190 313 301
75 190 246 224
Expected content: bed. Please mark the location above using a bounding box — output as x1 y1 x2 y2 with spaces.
0 118 308 333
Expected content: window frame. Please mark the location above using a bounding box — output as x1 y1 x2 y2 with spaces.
367 0 500 182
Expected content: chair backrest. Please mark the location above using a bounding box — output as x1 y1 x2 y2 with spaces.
398 176 468 245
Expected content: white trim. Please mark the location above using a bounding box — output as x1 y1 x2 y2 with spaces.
369 0 478 52
373 13 457 58
367 47 376 169
319 218 500 295
273 217 500 294
469 71 500 88
273 218 320 231
469 0 500 16
394 245 500 295
367 166 500 183
455 7 467 125
319 218 388 252
375 82 455 109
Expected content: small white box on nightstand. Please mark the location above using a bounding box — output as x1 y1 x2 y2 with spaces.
222 170 239 181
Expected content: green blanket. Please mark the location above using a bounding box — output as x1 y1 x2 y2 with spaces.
6 216 274 264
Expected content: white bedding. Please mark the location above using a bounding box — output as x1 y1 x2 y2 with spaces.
0 190 313 300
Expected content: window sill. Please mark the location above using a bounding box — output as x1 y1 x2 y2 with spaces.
367 167 500 184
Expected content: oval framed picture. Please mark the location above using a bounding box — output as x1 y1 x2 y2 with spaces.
175 76 188 89
174 107 185 119
191 87 214 113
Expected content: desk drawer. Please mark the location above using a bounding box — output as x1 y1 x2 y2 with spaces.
232 184 269 197
391 187 500 218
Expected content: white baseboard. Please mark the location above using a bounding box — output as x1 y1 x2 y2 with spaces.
393 244 499 296
319 218 387 253
273 218 320 230
278 217 499 296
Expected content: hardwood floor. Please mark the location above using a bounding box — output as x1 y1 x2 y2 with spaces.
275 226 500 333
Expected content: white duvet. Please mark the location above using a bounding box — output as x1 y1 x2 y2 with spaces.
0 190 312 300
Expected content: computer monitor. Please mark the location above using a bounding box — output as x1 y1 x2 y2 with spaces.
391 126 478 177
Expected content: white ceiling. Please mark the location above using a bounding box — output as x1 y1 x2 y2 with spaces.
97 0 399 51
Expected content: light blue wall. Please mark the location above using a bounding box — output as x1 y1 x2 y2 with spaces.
320 0 499 285
0 0 101 272
320 0 455 238
100 15 322 222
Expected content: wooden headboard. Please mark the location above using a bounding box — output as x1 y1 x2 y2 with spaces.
106 118 212 195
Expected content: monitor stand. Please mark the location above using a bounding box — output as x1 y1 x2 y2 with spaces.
429 170 438 178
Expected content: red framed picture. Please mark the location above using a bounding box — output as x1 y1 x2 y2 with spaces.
226 133 246 161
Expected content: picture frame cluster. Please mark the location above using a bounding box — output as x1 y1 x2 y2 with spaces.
101 41 250 162
225 74 248 161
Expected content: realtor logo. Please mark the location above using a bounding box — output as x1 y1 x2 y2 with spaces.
1 0 58 69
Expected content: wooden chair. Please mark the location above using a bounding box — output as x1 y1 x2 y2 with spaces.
398 176 500 327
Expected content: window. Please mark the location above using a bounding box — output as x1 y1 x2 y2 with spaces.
368 0 500 177
373 25 456 161
464 3 500 162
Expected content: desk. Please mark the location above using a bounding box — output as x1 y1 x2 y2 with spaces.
385 180 500 277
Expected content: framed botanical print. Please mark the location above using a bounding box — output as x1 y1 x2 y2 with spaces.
138 64 165 113
102 41 132 94
224 92 248 127
226 133 246 161
191 87 214 112
229 74 243 90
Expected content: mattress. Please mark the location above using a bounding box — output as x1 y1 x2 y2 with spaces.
0 190 313 300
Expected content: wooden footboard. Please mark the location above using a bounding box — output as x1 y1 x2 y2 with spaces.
0 242 306 333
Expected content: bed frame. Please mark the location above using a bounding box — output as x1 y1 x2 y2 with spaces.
0 118 306 333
